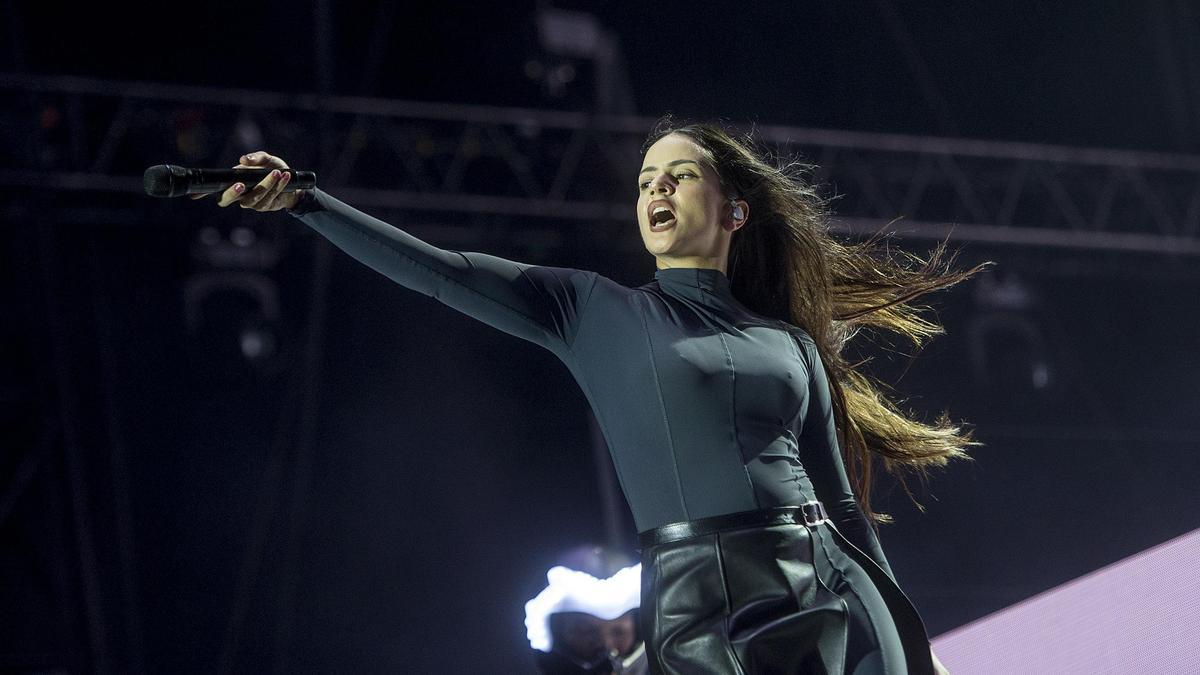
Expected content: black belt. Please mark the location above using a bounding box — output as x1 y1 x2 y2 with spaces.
638 502 830 549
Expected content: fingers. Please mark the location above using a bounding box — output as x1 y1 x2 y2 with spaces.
262 171 292 209
203 151 291 209
217 182 247 207
239 151 289 170
239 169 291 211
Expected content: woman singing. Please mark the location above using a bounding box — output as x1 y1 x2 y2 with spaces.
197 119 985 674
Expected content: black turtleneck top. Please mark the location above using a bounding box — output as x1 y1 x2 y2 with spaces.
291 189 896 580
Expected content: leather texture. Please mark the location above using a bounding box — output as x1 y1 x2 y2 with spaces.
639 509 933 674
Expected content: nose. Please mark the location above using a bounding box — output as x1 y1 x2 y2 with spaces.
648 172 675 195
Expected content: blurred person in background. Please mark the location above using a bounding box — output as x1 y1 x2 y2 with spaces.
195 116 985 673
525 545 647 674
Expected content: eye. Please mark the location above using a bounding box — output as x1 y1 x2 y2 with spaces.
676 171 696 179
638 180 652 190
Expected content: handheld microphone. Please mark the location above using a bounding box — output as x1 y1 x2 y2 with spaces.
143 165 317 198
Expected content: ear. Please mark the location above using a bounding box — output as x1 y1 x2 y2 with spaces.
728 199 749 231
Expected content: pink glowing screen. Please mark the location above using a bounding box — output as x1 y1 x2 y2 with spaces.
930 527 1200 674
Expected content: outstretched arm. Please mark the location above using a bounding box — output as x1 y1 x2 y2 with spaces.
200 152 597 357
291 188 596 354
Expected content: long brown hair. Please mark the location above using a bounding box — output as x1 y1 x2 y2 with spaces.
644 118 993 526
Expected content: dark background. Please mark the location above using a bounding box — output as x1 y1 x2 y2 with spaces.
2 1 1199 673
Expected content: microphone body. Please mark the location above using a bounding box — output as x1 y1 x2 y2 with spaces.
144 165 317 198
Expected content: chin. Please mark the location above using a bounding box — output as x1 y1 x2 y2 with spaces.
639 233 665 252
641 240 674 257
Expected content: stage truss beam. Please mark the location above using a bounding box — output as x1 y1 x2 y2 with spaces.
2 73 1199 255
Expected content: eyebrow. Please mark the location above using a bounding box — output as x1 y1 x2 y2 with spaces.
639 159 702 175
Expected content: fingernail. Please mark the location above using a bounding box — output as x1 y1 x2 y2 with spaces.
271 170 280 178
234 183 245 193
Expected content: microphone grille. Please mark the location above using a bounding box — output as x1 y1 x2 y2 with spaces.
143 165 181 197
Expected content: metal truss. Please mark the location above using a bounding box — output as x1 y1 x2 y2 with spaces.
3 72 1200 256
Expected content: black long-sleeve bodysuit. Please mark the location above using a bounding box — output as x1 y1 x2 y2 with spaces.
291 189 927 673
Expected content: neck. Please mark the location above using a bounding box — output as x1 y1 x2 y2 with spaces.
654 256 728 275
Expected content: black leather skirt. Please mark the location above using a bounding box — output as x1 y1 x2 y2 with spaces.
638 505 933 675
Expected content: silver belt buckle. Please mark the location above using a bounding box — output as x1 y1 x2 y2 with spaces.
800 500 828 526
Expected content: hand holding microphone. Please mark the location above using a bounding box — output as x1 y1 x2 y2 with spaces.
146 151 309 212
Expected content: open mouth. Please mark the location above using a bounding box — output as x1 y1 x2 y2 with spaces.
649 206 676 231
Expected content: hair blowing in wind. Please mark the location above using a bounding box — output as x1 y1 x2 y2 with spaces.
645 118 995 527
